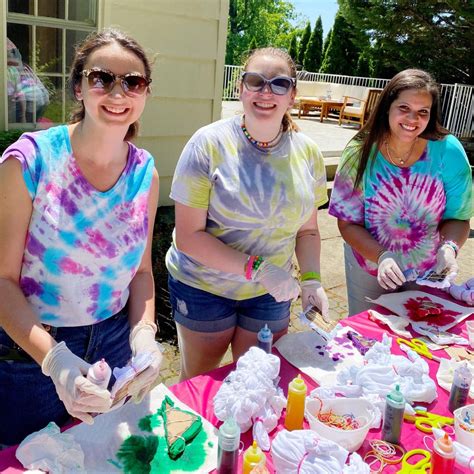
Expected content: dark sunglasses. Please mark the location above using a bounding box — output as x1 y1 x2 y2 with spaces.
82 68 151 96
241 72 296 95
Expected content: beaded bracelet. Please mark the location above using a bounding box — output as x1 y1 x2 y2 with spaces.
300 271 321 282
253 256 264 272
441 240 459 258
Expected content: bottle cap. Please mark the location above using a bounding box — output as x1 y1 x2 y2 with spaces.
244 440 265 464
387 384 405 404
257 324 272 341
435 433 454 454
218 417 240 451
290 374 307 392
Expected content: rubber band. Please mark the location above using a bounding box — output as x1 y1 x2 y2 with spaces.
301 271 321 282
423 435 435 452
245 255 256 280
367 441 405 465
297 451 309 473
363 451 384 473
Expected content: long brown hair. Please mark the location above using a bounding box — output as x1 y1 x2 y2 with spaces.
242 47 299 132
68 28 152 141
351 69 448 188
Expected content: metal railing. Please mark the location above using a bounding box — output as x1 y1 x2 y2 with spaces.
223 65 473 138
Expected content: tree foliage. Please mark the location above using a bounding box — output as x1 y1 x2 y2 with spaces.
288 33 298 63
338 0 474 84
297 21 312 67
320 12 359 74
226 0 297 65
303 16 323 72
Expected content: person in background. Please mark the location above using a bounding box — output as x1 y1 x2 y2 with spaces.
0 28 162 446
329 69 472 315
166 47 329 380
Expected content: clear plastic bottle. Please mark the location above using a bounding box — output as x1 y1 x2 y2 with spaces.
284 374 307 431
217 417 240 474
87 358 112 389
448 363 472 413
430 432 455 474
257 324 273 353
382 384 405 445
242 440 265 474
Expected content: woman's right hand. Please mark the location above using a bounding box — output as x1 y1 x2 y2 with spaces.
377 251 406 290
41 341 112 424
254 261 300 302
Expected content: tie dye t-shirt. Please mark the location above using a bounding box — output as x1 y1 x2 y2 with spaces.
328 135 472 276
166 115 328 300
0 125 155 326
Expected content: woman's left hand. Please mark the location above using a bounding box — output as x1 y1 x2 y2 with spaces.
301 280 330 322
128 320 163 403
435 243 458 281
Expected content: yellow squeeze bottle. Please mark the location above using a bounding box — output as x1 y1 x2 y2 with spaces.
242 440 265 474
284 373 307 431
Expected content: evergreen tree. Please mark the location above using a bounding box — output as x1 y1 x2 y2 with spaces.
303 16 323 72
322 28 332 61
297 21 311 68
288 33 298 64
320 12 359 75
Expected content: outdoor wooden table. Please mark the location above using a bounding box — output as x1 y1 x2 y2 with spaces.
298 97 350 122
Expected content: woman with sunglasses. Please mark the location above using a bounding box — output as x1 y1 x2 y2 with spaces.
0 28 162 445
329 69 472 315
166 47 329 380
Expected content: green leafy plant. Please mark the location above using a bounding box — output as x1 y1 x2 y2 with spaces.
0 130 24 154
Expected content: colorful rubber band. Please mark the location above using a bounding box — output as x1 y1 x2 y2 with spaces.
300 271 321 282
245 255 256 280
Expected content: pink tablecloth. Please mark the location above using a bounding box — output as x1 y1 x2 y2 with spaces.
1 304 472 473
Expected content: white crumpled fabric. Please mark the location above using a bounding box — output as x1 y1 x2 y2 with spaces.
368 310 412 338
326 334 437 404
271 429 370 474
16 422 85 473
432 428 474 471
436 359 474 398
410 323 470 346
213 347 284 449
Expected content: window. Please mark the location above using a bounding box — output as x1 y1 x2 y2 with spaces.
6 0 97 128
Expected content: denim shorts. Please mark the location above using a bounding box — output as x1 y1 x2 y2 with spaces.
168 275 291 333
0 306 131 446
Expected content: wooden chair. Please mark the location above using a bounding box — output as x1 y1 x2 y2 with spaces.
338 88 382 128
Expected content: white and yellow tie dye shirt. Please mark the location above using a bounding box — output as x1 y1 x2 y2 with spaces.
166 115 328 300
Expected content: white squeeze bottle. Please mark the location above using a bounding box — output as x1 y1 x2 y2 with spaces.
87 359 112 389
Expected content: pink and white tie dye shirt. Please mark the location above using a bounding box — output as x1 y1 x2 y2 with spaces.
329 135 472 276
1 125 155 326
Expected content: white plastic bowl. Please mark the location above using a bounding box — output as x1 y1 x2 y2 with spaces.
305 397 375 452
454 404 474 448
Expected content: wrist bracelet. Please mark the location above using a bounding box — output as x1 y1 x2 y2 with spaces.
441 240 459 258
300 271 321 282
245 255 256 280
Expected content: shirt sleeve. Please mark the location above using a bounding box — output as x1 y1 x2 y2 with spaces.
441 135 473 220
169 139 211 209
0 134 40 199
328 142 365 224
311 144 329 208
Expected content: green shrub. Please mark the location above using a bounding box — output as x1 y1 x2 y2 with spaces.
0 130 24 154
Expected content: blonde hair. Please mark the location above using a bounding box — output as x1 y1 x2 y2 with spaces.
242 47 299 132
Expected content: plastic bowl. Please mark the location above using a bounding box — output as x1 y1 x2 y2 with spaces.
305 397 374 452
454 404 474 448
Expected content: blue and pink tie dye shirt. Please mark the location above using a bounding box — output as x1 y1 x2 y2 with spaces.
329 135 472 276
1 125 155 326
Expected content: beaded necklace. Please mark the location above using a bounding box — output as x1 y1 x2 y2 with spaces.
241 117 283 151
384 138 418 166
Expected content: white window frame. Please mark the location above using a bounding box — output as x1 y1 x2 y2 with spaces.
5 0 98 130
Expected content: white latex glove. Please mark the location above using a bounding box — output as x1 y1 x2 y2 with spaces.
301 279 330 322
377 251 406 290
254 260 300 302
127 320 163 403
41 341 112 424
434 243 458 281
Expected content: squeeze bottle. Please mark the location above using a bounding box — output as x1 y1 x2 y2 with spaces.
242 440 265 474
217 417 240 474
429 432 455 474
257 324 273 353
87 359 112 389
381 384 405 445
448 363 472 413
284 374 307 431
